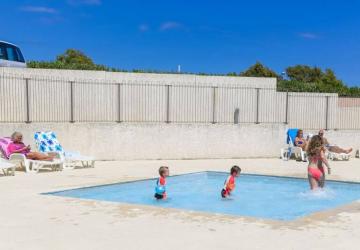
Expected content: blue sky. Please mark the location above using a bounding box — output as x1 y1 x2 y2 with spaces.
2 0 360 85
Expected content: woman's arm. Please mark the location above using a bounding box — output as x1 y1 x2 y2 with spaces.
8 144 30 154
320 150 331 174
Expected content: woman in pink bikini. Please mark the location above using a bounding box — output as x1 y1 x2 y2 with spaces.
306 135 331 190
8 132 55 161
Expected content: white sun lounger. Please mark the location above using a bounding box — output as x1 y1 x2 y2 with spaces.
0 137 63 173
326 149 351 161
0 159 16 176
34 131 95 170
9 153 63 173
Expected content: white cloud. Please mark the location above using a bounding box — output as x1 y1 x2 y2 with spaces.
67 0 102 5
298 32 319 39
139 24 149 32
160 21 183 31
20 6 57 14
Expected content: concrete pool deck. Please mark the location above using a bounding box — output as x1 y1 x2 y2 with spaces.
1 158 360 250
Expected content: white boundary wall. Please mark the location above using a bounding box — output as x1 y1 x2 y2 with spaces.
0 67 277 88
0 68 341 129
0 123 285 160
1 123 359 160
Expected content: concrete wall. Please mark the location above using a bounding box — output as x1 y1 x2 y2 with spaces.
0 67 277 88
0 123 286 160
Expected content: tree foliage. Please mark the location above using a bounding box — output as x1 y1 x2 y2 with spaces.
286 65 322 83
27 49 120 71
240 63 359 96
240 62 279 78
56 49 94 66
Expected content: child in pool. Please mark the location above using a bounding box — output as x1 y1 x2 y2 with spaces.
154 166 169 200
221 165 241 198
306 135 331 190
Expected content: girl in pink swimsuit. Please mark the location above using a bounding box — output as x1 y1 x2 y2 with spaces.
306 135 331 190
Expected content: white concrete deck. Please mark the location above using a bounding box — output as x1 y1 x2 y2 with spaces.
1 158 360 250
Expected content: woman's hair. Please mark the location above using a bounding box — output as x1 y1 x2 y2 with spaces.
230 165 241 175
11 131 22 140
158 166 169 176
307 135 324 157
296 129 303 138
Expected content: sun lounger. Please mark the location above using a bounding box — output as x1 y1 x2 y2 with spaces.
0 159 16 176
281 129 307 162
34 131 95 170
0 137 63 173
326 148 351 161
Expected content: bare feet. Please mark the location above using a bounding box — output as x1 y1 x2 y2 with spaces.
346 148 353 154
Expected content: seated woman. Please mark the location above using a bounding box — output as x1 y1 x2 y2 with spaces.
294 129 308 150
8 132 55 161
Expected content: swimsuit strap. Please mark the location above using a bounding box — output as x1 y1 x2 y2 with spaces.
309 155 321 163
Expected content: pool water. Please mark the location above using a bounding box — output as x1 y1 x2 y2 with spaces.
48 172 360 221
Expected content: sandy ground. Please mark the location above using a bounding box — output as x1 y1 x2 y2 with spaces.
1 158 360 250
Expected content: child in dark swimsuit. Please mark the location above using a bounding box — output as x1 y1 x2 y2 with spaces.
221 165 241 198
154 166 169 200
306 135 331 190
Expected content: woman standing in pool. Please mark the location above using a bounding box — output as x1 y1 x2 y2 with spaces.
306 135 331 190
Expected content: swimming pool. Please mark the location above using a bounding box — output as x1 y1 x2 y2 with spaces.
48 172 360 221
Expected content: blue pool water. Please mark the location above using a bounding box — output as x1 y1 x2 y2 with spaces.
48 172 360 221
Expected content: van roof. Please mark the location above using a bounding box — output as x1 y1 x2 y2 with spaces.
0 40 19 47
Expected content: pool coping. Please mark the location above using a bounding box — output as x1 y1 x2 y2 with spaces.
42 171 360 227
43 170 360 194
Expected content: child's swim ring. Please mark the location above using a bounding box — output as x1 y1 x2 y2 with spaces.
155 185 166 194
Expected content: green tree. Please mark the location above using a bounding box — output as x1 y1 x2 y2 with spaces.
27 49 114 71
240 62 279 78
285 65 322 83
56 49 94 66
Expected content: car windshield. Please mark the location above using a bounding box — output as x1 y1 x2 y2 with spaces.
15 46 25 62
0 42 25 62
0 44 6 60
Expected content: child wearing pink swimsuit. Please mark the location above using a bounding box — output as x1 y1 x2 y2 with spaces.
306 135 331 190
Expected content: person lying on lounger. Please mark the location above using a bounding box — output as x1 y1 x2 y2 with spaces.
318 129 352 154
8 132 55 161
